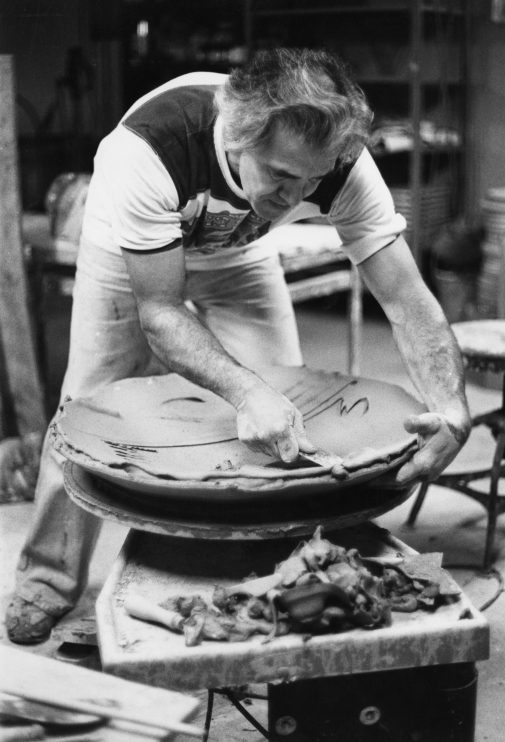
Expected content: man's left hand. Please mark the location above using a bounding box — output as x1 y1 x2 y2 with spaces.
395 412 469 485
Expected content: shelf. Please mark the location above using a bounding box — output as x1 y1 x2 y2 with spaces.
359 76 464 87
287 270 353 304
251 2 465 18
280 249 347 274
372 144 463 157
119 0 468 270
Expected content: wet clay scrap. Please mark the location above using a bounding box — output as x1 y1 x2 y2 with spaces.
125 527 460 647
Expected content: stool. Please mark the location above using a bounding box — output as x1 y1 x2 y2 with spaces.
407 320 505 569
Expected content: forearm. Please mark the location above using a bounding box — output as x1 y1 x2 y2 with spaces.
358 236 471 441
388 291 471 441
357 236 471 482
139 300 264 409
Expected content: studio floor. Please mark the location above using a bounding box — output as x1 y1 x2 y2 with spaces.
1 297 504 741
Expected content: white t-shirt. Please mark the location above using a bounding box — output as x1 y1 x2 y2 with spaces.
82 72 406 269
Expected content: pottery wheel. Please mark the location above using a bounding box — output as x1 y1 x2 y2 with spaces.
63 462 415 540
53 366 424 503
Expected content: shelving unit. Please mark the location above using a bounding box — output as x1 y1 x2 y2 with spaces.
119 1 469 267
115 1 469 373
121 0 249 108
245 0 469 266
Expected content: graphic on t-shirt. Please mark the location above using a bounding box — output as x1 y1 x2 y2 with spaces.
182 206 270 253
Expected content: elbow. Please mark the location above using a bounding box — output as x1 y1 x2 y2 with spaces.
138 301 160 337
137 300 179 350
385 286 448 331
138 308 159 349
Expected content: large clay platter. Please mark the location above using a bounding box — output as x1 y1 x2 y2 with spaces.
52 366 424 499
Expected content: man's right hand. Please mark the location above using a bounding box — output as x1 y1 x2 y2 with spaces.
236 384 316 463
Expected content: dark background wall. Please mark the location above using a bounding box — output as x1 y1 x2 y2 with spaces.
0 0 122 209
0 0 504 213
467 12 505 210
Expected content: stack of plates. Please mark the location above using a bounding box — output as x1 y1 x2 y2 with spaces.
478 187 505 318
481 187 505 242
390 184 453 251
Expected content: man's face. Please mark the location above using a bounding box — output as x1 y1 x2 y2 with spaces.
230 124 336 220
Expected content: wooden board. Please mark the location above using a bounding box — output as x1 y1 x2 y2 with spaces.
96 525 489 692
0 645 200 740
0 56 46 435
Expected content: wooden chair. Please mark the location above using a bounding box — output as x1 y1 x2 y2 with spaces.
407 320 505 569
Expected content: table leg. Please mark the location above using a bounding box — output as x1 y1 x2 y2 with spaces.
406 481 429 526
484 429 505 569
407 371 505 564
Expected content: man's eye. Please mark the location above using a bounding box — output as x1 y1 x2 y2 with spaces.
269 169 283 181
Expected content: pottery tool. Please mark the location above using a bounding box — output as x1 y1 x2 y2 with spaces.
125 594 185 632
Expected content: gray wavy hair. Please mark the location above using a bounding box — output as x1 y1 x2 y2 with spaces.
215 48 373 164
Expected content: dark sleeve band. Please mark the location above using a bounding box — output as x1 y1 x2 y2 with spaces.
120 240 182 255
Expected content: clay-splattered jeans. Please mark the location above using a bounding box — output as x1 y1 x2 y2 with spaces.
14 238 303 614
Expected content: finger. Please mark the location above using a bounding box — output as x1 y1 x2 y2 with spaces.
404 413 442 436
275 429 299 463
396 446 444 484
394 460 424 486
292 412 317 453
298 437 318 454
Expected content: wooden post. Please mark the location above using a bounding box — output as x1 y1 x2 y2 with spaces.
499 235 505 319
409 0 423 266
0 55 46 435
348 264 362 376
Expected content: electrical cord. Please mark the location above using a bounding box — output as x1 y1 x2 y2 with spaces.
444 563 505 612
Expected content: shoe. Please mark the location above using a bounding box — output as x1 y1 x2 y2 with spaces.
5 596 60 644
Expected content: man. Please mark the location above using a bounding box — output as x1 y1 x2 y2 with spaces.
7 48 470 644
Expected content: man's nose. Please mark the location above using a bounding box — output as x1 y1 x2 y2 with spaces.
278 180 304 206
